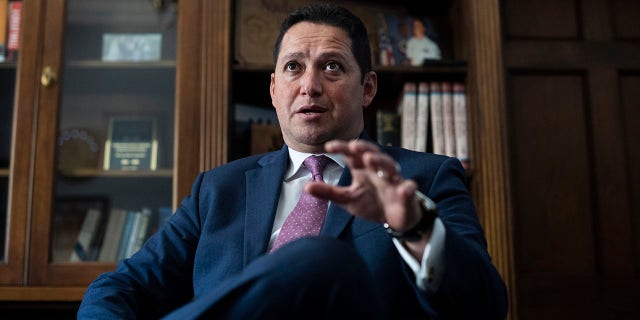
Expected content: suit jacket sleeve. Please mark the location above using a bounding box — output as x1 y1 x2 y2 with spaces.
416 156 508 319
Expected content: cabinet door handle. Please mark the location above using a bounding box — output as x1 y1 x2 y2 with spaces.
41 66 56 87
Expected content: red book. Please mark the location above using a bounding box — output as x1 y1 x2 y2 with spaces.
6 1 21 62
0 0 8 62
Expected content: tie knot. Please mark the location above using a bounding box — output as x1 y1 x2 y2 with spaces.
304 155 331 181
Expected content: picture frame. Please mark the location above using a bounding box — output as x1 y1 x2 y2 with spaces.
102 33 162 62
377 14 442 66
103 116 158 171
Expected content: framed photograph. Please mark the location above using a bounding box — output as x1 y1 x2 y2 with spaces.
102 33 162 62
103 117 158 171
377 14 442 66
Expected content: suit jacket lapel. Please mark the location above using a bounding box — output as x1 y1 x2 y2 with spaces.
320 168 354 238
243 148 289 265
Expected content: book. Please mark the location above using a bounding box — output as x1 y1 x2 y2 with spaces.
116 211 138 260
51 205 86 262
70 208 103 262
127 208 152 257
453 82 470 169
415 82 430 152
441 81 456 157
376 109 400 147
103 117 158 171
399 82 417 150
0 0 8 62
429 82 444 155
6 1 20 62
98 208 129 262
122 211 143 259
233 103 280 159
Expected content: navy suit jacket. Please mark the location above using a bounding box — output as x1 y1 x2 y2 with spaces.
79 143 508 319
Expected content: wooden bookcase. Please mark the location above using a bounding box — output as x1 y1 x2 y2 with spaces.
0 0 514 318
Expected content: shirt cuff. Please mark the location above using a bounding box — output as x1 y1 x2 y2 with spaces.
393 217 446 293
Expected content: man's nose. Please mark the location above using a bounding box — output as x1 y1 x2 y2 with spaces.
300 69 322 97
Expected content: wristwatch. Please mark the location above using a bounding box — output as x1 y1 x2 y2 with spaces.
383 190 438 242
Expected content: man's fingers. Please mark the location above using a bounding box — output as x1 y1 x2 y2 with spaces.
324 140 350 154
305 181 352 204
363 152 401 183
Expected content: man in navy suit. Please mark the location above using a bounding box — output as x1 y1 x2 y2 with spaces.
78 3 508 319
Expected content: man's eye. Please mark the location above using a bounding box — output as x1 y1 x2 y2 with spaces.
285 62 299 71
325 62 341 71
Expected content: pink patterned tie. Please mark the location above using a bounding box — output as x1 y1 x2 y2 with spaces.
271 155 332 252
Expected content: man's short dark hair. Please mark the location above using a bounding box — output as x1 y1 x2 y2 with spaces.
273 2 372 83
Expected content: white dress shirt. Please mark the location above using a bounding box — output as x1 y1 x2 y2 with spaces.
269 148 446 293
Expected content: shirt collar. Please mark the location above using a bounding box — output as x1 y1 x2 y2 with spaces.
285 148 345 180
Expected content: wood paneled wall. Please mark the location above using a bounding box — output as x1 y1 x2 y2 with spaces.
502 0 640 318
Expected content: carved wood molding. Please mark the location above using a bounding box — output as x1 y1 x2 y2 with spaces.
463 0 517 318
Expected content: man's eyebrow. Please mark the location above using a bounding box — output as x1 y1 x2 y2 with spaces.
319 52 347 60
280 52 305 62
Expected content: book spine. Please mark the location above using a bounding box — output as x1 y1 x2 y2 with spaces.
400 82 417 150
6 1 20 62
441 81 457 157
376 110 400 147
117 211 137 260
129 208 152 255
0 0 8 62
453 82 470 169
415 82 430 152
69 208 102 262
123 211 143 259
429 82 444 155
98 208 128 262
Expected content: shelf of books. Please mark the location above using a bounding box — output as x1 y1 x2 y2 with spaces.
374 80 470 170
51 203 173 263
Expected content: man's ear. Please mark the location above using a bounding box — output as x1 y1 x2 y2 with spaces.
362 71 378 109
270 73 276 101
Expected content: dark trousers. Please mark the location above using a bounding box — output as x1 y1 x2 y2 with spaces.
162 237 385 319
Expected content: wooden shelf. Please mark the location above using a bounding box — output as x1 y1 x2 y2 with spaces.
66 60 176 69
0 287 86 302
0 62 18 69
58 168 173 178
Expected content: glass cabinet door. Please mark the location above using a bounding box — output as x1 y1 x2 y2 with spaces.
0 0 22 285
29 0 178 285
0 54 16 266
